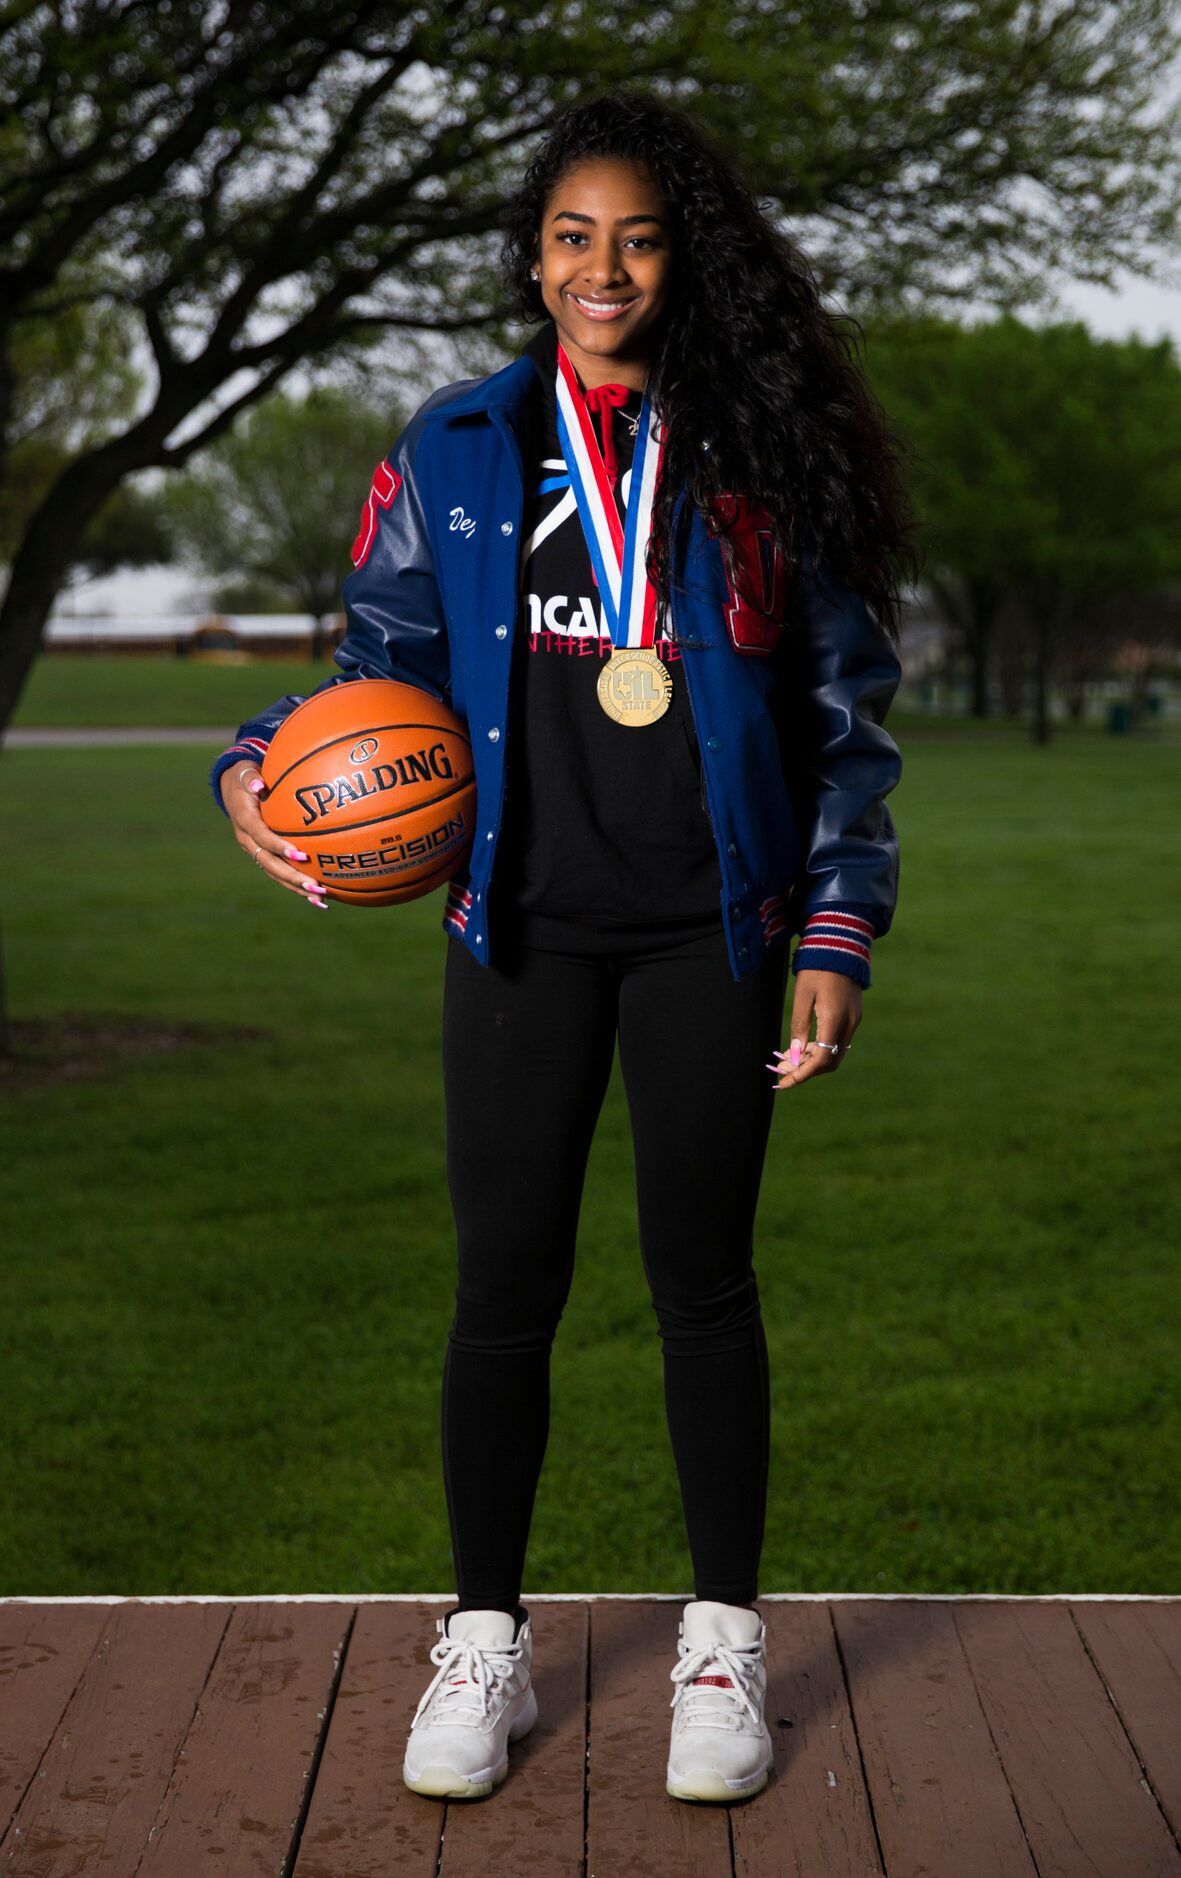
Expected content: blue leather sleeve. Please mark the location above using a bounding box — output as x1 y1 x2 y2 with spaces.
209 384 467 812
778 560 902 935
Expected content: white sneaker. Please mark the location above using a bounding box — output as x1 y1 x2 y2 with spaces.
666 1599 773 1802
402 1607 538 1800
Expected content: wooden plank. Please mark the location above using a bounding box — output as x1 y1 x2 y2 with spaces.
136 1599 352 1878
731 1602 882 1877
954 1600 1181 1878
1 1600 228 1877
290 1600 444 1878
832 1598 1037 1878
0 1603 110 1846
1072 1602 1181 1847
440 1600 589 1876
586 1598 732 1878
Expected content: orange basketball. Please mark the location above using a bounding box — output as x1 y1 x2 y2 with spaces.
259 679 475 906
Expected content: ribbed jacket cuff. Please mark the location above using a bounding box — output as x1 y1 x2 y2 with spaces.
791 909 875 989
210 737 272 815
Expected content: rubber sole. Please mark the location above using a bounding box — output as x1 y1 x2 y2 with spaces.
403 1685 539 1800
666 1762 771 1804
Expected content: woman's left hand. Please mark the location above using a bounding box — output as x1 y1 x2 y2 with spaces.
767 969 862 1089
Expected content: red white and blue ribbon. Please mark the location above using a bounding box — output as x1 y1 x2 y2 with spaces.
554 341 664 649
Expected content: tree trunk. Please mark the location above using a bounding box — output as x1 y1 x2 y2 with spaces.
1128 659 1151 725
0 447 137 1046
969 622 990 717
1032 616 1053 745
963 575 1004 718
0 449 132 727
0 912 9 1058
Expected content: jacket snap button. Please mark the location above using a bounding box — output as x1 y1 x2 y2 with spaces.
486 831 493 841
707 735 723 752
475 934 483 943
495 624 508 638
487 727 500 742
730 902 742 920
737 944 750 964
727 842 738 858
501 521 513 536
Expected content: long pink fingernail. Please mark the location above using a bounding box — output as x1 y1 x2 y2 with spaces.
285 846 308 861
789 1040 802 1067
248 777 265 794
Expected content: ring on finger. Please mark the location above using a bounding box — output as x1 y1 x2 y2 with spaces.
253 843 264 866
814 1039 840 1055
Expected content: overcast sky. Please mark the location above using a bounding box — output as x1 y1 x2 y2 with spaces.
67 263 1181 618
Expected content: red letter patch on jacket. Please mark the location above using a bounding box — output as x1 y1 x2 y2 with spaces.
351 461 403 568
709 494 786 653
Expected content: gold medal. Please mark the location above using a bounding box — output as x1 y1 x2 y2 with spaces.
596 647 674 726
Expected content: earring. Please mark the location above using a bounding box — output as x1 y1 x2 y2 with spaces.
531 269 539 281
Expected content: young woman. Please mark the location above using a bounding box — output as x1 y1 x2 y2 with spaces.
212 94 915 1806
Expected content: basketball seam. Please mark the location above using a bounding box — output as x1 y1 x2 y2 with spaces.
267 772 475 839
264 721 473 797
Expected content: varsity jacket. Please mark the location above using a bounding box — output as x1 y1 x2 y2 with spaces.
211 342 902 988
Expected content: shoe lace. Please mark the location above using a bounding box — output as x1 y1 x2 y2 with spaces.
669 1637 764 1730
411 1634 523 1730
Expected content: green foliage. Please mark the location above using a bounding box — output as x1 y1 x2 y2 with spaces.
0 295 146 563
4 0 1181 725
0 446 173 579
866 316 1181 726
165 387 403 619
869 315 1181 593
0 731 1178 1593
6 295 140 455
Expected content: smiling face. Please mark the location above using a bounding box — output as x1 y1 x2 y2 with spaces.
533 157 674 390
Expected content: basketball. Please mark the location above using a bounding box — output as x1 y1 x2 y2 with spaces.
259 679 476 906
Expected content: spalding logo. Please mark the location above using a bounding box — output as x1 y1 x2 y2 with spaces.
294 741 457 827
350 737 379 765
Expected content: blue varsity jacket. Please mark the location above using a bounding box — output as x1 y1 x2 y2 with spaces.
211 340 902 988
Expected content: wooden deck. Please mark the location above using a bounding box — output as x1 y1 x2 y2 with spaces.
1 1595 1178 1876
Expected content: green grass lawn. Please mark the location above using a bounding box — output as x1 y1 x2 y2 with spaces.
11 652 330 728
1 715 1178 1596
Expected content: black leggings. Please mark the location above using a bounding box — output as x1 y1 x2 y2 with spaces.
439 918 790 1613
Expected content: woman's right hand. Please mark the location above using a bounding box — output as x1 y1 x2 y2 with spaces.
220 761 327 908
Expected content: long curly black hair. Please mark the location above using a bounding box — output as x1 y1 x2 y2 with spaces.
500 93 922 644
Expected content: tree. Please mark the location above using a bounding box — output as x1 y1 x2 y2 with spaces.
2 0 1179 732
166 386 403 653
867 316 1181 738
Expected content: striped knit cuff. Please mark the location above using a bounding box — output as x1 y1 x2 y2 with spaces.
210 736 272 814
441 880 472 937
791 909 875 989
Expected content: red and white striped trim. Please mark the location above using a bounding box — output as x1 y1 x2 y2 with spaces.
442 883 472 934
795 910 873 966
758 892 787 942
221 736 270 766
